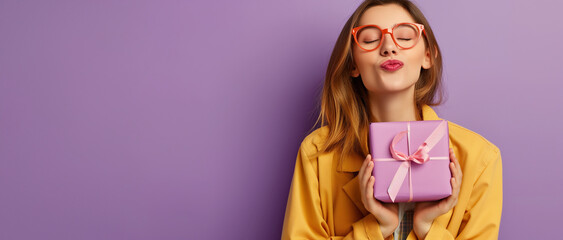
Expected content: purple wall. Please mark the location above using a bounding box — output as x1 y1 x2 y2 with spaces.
1 0 560 239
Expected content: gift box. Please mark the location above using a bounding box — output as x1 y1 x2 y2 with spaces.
369 120 452 203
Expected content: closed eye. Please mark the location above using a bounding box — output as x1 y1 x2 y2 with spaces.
363 39 380 44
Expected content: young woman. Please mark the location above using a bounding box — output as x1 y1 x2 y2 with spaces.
281 0 502 239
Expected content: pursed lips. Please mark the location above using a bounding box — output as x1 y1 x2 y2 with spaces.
380 59 404 71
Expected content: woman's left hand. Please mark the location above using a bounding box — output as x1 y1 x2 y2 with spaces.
413 148 463 239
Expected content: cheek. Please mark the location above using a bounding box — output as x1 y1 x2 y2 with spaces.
407 46 426 65
353 51 377 73
405 48 427 74
352 47 367 68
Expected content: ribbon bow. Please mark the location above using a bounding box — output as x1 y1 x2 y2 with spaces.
386 121 447 202
390 132 431 164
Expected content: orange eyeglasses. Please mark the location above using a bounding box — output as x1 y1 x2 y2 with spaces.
351 22 427 51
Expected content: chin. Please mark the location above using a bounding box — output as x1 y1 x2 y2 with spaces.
362 74 417 92
377 79 415 92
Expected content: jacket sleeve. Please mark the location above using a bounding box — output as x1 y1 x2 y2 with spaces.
421 150 503 239
281 142 393 240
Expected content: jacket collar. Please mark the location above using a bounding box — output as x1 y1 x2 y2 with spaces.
337 104 443 173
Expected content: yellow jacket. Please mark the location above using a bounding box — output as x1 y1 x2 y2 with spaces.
282 105 502 239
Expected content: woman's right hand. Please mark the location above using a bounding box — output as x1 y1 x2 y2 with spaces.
359 154 399 238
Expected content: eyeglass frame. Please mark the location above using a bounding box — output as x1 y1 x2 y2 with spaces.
351 22 427 52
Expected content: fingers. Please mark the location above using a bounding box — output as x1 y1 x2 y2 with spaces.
359 154 378 215
452 177 460 197
452 176 461 196
359 154 371 206
449 162 456 183
446 148 461 207
359 154 370 178
450 148 463 185
366 176 375 201
440 148 461 210
360 155 373 188
446 177 460 208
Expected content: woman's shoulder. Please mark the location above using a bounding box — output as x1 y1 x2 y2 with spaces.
447 120 501 165
299 126 330 153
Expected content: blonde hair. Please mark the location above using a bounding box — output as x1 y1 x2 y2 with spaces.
311 0 444 161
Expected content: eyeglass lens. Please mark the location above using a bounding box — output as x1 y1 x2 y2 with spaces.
356 24 419 50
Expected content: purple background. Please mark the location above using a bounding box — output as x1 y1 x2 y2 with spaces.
1 0 561 239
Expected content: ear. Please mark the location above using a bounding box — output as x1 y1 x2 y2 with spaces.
421 46 437 70
351 63 360 78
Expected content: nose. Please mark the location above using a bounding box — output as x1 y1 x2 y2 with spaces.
379 33 398 56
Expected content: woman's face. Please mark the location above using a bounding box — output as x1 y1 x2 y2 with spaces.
351 4 432 95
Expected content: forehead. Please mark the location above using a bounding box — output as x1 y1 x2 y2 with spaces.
358 4 416 28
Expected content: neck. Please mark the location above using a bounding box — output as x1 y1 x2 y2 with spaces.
368 87 422 122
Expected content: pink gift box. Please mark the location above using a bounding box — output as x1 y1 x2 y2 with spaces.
369 120 452 203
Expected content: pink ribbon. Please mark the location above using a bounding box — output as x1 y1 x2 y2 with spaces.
386 121 447 202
